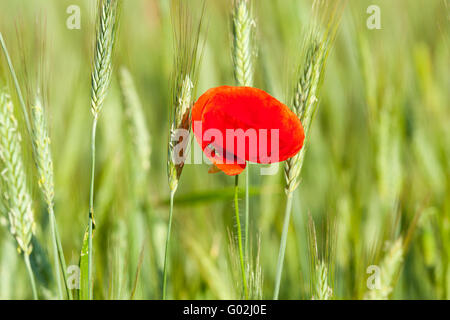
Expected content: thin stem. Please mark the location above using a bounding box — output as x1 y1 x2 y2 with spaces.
244 163 249 259
163 189 175 300
88 116 98 300
48 208 63 299
0 32 32 136
273 191 294 299
24 254 38 300
234 175 248 299
50 207 73 300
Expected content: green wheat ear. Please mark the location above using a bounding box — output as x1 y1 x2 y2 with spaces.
0 90 35 256
31 95 54 209
312 261 333 300
284 33 330 194
232 0 255 87
91 0 119 118
284 0 343 194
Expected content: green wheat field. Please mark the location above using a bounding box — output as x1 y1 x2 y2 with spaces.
0 0 449 300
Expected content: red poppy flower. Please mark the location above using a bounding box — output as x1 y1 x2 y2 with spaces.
192 86 305 175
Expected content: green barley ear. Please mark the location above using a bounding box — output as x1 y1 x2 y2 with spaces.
119 66 151 174
232 0 255 86
167 0 205 193
91 0 119 118
0 90 35 256
284 0 343 194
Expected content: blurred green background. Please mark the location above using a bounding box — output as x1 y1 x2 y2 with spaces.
0 0 448 299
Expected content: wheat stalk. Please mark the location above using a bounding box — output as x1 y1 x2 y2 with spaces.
0 89 37 298
86 0 119 300
274 0 343 299
164 0 205 299
30 94 72 299
274 24 329 303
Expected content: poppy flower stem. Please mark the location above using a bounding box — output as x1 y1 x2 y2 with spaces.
273 191 294 300
163 189 176 300
234 175 248 299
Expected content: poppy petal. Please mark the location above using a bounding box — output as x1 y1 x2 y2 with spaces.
192 86 304 175
214 162 246 175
